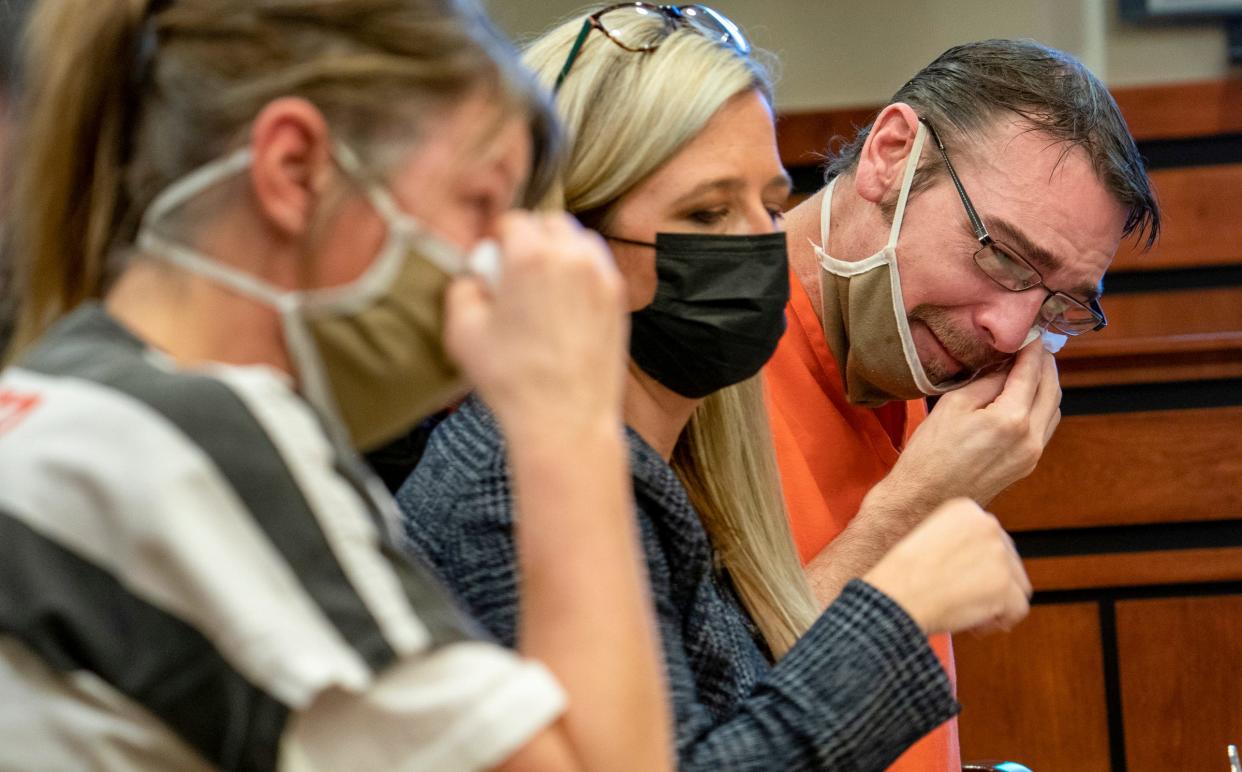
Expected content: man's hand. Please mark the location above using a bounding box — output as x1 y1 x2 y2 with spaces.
879 339 1061 517
805 340 1059 606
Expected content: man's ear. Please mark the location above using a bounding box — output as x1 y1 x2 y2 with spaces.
853 103 921 205
247 97 335 239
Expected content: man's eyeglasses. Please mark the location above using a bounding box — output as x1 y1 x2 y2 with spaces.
555 3 750 92
922 120 1108 336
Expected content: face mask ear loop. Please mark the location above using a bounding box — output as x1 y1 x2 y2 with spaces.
139 148 254 235
886 121 928 251
279 303 356 451
882 121 958 396
137 147 294 308
818 176 836 248
331 141 468 283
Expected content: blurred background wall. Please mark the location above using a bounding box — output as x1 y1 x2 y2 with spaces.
484 0 1227 109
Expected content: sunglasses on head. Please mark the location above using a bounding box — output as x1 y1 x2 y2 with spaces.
555 3 750 92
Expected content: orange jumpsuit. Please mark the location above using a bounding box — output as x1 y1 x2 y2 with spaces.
765 271 961 772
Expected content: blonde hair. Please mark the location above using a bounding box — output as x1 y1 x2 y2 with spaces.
7 0 558 358
525 9 817 656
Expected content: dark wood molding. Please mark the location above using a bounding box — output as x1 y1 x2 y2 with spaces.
776 77 1242 166
1026 547 1242 592
1056 332 1242 388
1112 78 1242 142
775 105 879 167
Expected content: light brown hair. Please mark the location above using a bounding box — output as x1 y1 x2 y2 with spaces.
7 0 559 357
526 8 818 656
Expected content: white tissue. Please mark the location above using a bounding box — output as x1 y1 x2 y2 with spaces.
467 239 502 288
1041 330 1068 353
1021 325 1067 354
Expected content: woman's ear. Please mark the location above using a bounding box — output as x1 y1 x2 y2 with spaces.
247 97 335 238
853 103 921 206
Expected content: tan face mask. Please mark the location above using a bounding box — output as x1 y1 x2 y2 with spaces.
138 143 500 451
813 123 1043 407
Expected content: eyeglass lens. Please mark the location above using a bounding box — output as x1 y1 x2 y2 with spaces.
596 5 676 52
974 244 1102 334
678 5 751 53
974 244 1041 291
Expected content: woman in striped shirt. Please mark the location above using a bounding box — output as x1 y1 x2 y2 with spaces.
0 1 671 769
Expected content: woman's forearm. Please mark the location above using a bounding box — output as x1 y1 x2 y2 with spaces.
506 416 672 772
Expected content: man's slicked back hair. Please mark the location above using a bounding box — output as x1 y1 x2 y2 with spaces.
823 39 1160 250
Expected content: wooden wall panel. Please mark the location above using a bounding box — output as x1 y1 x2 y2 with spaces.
1053 283 1242 387
1059 359 1242 389
1112 165 1242 272
1116 596 1242 771
991 407 1242 532
776 79 1242 167
956 603 1111 772
1026 547 1242 592
1056 333 1242 388
1111 79 1242 142
1070 287 1242 342
775 105 878 166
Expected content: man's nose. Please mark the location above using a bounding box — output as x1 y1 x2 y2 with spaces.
978 290 1047 353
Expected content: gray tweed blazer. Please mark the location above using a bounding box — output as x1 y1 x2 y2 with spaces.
397 394 958 771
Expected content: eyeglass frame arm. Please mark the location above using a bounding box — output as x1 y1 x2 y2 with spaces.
554 17 597 92
923 120 992 246
553 4 743 93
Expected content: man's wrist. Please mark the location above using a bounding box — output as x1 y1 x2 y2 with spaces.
858 476 931 535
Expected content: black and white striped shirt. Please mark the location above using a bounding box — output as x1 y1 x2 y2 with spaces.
0 304 565 771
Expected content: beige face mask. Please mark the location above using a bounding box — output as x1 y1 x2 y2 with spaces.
139 143 500 451
813 123 1045 407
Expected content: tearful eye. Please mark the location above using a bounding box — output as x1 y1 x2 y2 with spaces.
975 244 1042 291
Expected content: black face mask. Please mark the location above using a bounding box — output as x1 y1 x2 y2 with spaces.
620 231 790 399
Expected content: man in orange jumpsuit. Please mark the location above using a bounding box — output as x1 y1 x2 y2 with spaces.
765 39 1160 771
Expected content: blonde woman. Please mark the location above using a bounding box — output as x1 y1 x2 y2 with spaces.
400 5 1031 770
0 1 673 769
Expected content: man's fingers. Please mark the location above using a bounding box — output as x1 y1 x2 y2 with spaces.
992 339 1044 410
1028 347 1062 436
1043 409 1063 444
937 370 1007 411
